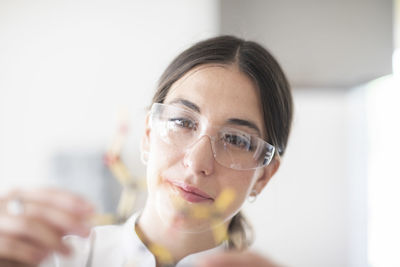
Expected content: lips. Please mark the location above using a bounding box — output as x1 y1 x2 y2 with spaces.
167 179 214 203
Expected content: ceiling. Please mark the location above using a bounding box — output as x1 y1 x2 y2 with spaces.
220 0 393 88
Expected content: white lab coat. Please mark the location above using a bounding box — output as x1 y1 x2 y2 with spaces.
40 213 226 267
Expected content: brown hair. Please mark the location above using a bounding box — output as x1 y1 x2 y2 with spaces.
151 35 293 250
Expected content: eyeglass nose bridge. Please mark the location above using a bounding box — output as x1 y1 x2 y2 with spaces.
185 134 218 160
187 133 250 170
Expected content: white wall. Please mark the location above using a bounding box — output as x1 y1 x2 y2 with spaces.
243 89 368 267
0 0 218 191
366 75 400 267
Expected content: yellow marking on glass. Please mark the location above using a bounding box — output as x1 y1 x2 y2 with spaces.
123 260 137 267
138 178 147 190
214 188 235 212
148 243 174 265
90 214 116 225
170 193 184 207
212 219 228 244
110 160 133 186
191 205 211 219
117 188 137 219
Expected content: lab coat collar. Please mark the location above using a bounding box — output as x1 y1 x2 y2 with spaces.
122 212 228 266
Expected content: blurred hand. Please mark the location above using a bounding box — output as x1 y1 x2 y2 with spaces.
0 188 95 266
198 250 281 267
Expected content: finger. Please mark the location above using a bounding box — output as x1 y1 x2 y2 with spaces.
23 201 91 237
6 188 95 217
0 215 70 255
0 235 48 266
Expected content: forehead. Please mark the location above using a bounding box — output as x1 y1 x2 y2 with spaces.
164 64 266 135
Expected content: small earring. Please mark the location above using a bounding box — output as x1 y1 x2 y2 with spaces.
141 151 149 165
248 189 258 203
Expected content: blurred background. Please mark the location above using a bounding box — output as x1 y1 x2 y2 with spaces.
0 0 399 266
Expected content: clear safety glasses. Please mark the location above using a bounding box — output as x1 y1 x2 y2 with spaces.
149 103 276 170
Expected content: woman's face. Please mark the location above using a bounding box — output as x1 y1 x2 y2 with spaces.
143 64 275 233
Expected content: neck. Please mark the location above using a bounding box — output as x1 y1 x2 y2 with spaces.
136 201 228 265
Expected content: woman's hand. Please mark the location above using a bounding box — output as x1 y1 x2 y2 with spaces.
0 188 95 266
198 250 281 267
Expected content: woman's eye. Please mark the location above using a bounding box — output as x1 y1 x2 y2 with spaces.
169 118 196 130
223 133 251 150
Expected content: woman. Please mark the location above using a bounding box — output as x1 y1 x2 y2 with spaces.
0 35 292 267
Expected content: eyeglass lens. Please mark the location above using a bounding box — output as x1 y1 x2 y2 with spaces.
151 104 275 170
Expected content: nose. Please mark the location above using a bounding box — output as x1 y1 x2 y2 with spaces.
183 135 215 176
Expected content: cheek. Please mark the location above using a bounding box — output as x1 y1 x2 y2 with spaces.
218 171 255 217
145 137 184 191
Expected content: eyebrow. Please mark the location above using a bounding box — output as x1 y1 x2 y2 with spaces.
168 98 262 136
227 118 262 137
168 98 201 112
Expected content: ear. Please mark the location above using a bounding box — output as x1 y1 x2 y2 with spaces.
141 112 151 156
252 157 280 194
